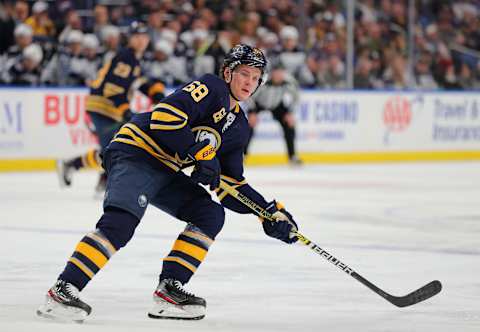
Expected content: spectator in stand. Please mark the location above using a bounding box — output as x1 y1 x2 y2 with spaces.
354 55 374 89
190 28 215 78
2 43 43 85
382 54 408 89
256 29 279 59
58 10 83 44
457 62 475 90
0 0 479 90
414 51 438 90
12 0 29 24
297 53 320 87
143 38 189 86
41 30 85 86
93 5 110 42
239 12 261 46
275 25 305 79
0 2 15 54
204 32 230 75
2 24 33 67
147 9 166 43
25 1 55 39
100 25 121 64
217 6 236 31
81 34 102 86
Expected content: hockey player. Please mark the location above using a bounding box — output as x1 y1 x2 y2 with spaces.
246 61 302 164
37 44 299 322
56 21 165 193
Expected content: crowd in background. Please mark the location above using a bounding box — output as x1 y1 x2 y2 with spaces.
0 0 479 89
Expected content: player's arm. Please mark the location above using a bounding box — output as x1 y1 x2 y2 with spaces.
137 76 166 104
217 148 298 244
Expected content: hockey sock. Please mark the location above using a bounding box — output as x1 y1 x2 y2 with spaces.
58 208 139 290
78 149 101 170
160 225 213 284
59 229 117 291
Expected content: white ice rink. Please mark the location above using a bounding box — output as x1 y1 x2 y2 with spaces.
1 162 479 332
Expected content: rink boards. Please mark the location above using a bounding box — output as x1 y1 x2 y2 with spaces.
0 87 479 170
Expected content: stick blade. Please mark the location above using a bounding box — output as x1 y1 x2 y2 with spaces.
392 280 442 308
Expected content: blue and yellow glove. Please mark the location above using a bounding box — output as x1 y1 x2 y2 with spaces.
187 140 221 190
261 200 298 244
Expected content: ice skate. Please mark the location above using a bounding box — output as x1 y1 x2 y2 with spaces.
288 155 303 166
148 278 206 320
36 280 92 323
56 160 73 187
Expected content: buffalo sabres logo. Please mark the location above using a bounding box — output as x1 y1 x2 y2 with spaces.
192 126 222 150
138 194 148 208
222 113 236 133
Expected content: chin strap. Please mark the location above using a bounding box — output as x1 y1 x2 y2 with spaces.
225 71 241 102
228 86 241 102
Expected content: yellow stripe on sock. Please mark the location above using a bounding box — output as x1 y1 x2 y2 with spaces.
163 257 197 273
75 242 108 269
86 232 117 257
86 150 99 168
69 257 94 279
172 239 207 262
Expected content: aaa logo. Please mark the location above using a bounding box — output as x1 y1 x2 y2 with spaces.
383 96 412 132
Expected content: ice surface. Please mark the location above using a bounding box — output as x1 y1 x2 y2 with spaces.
1 162 479 332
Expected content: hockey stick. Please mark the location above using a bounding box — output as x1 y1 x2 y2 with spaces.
219 180 442 308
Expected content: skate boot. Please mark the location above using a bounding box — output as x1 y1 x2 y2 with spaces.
148 278 206 320
288 155 303 166
56 160 74 187
36 280 92 323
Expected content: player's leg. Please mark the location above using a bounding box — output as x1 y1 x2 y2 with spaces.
89 113 121 196
37 150 160 322
56 149 101 187
273 106 301 164
148 173 225 320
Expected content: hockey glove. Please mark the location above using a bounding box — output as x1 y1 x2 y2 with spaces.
122 109 134 122
187 140 221 190
261 200 298 244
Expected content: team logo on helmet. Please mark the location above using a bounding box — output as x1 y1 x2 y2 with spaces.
224 44 267 72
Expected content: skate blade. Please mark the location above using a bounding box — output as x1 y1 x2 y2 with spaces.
148 312 205 320
36 309 85 324
148 301 205 320
36 299 88 324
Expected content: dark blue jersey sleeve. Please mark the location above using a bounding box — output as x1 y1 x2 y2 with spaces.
216 148 270 215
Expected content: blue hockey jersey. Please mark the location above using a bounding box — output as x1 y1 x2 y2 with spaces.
86 47 164 121
109 73 270 214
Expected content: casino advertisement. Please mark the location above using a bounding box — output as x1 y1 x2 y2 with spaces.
247 90 480 153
